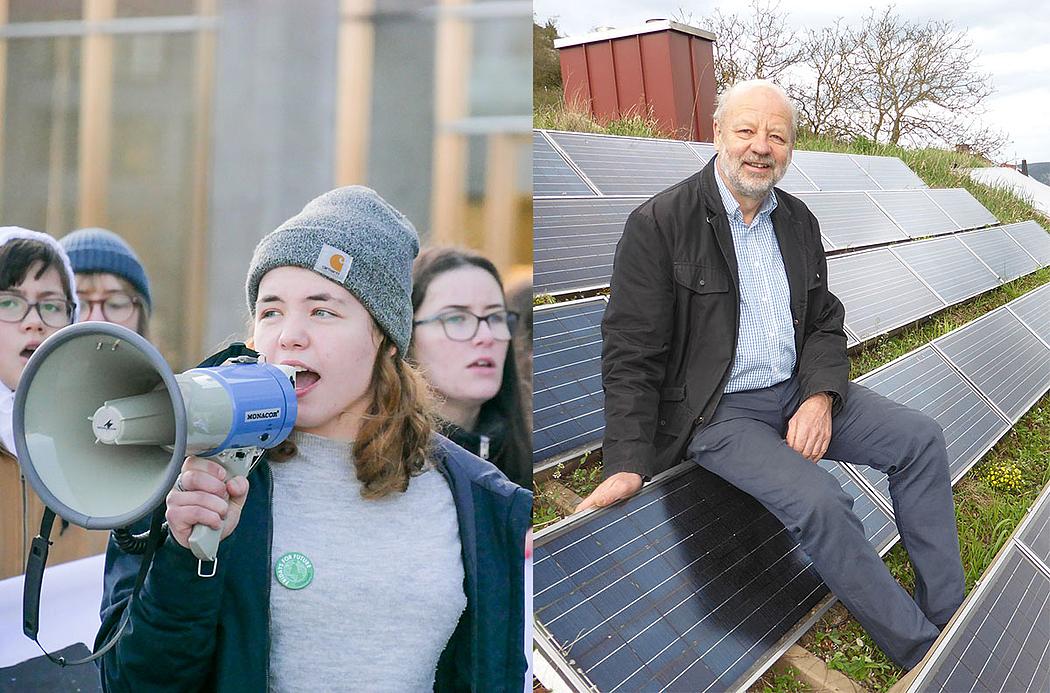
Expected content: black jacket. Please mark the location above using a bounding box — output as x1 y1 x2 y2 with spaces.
96 434 532 692
601 157 849 480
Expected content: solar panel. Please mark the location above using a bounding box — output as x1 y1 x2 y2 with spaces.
796 192 908 250
817 459 897 552
827 249 945 342
849 154 927 190
534 197 643 295
925 188 998 229
775 164 818 193
958 226 1040 282
1002 220 1050 266
791 150 880 191
1007 283 1050 344
889 235 1000 305
547 131 703 196
1017 491 1050 564
934 307 1050 422
534 131 597 197
534 464 829 692
848 347 1010 504
868 190 959 238
913 548 1050 693
686 142 715 166
532 298 607 468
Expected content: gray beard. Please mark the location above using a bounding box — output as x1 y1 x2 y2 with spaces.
717 154 789 200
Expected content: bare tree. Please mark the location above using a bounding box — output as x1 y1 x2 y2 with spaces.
850 7 998 151
788 19 859 138
676 0 803 91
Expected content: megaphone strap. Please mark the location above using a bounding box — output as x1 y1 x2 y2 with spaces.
21 506 168 667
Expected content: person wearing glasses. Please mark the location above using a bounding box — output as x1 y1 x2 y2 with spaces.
60 228 151 337
411 247 531 490
98 188 532 691
0 227 84 577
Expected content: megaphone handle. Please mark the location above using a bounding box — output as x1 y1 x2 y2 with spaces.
187 449 255 562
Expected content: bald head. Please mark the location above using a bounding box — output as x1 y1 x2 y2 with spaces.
711 80 796 206
714 80 798 145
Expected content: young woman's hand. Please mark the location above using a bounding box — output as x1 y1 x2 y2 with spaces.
165 456 250 550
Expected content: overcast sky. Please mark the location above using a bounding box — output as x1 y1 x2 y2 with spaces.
533 0 1050 163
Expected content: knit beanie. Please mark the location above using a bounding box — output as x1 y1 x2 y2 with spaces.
246 186 419 355
60 227 152 310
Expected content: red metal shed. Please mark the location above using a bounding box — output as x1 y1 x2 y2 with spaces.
555 19 717 142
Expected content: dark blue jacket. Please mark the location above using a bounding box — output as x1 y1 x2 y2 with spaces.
96 433 532 692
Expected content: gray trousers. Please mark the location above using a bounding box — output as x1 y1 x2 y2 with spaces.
685 377 965 669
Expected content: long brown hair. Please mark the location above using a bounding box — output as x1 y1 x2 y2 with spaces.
267 334 435 499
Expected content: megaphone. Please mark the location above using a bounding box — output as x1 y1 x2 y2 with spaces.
13 322 297 562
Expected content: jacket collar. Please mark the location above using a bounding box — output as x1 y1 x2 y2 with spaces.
698 155 807 317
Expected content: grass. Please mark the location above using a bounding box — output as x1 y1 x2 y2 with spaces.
531 100 1050 692
750 667 811 692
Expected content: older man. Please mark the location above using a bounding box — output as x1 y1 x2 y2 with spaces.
577 80 964 669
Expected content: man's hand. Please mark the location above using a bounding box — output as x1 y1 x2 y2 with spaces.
575 472 644 513
786 392 833 461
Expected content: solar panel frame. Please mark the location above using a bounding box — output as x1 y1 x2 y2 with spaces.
907 546 1050 693
547 130 703 197
845 346 1011 506
868 190 960 239
534 130 599 197
817 459 898 553
775 163 819 193
791 150 882 191
827 248 946 343
849 154 927 190
957 226 1039 283
795 192 908 250
1006 282 1050 346
889 235 1001 306
534 196 646 295
933 307 1050 423
532 297 609 471
1001 220 1050 266
1016 485 1050 568
925 188 999 229
686 141 715 166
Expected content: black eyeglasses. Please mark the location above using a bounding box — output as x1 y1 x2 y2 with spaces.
413 310 519 342
79 292 142 323
0 292 74 328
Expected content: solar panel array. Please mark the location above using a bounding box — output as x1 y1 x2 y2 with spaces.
534 197 645 295
533 131 596 197
535 285 1050 692
533 235 1048 469
958 226 1040 282
533 298 608 471
534 128 1025 298
906 483 1050 693
535 129 928 198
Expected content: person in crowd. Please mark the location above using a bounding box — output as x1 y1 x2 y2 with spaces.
0 228 79 456
411 247 531 490
98 187 532 691
0 227 81 577
60 227 151 337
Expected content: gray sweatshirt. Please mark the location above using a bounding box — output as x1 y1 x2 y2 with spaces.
268 431 466 691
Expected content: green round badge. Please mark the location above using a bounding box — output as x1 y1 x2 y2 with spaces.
274 552 314 590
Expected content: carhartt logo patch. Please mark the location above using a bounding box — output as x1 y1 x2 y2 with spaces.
314 244 352 283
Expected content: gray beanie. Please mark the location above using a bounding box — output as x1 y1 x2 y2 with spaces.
246 186 419 355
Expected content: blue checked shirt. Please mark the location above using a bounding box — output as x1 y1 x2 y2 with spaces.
714 164 797 393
